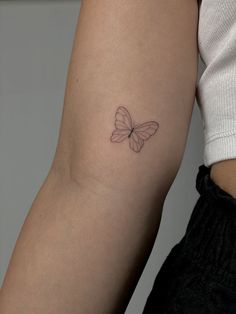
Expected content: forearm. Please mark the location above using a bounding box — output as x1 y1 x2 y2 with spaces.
0 171 164 313
0 0 199 313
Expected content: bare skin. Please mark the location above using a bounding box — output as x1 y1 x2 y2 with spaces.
210 160 236 198
0 1 199 313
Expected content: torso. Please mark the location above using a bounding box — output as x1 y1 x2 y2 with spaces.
210 159 236 198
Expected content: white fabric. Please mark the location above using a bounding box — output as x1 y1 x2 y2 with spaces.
196 0 236 167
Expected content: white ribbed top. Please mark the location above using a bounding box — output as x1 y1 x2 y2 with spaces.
196 0 236 167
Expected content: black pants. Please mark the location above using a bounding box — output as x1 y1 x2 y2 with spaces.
142 164 236 314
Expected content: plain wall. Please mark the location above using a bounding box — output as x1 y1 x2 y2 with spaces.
0 1 205 313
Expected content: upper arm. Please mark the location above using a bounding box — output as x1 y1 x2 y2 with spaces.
52 0 199 198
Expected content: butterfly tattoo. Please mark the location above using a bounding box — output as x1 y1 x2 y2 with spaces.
110 106 159 152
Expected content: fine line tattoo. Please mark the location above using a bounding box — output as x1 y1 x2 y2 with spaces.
110 106 159 152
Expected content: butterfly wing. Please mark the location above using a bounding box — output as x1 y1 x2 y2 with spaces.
133 121 159 140
129 131 144 152
114 106 133 130
128 121 159 152
110 128 131 142
110 106 133 143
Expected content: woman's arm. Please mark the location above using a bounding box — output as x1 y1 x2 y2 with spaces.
0 1 199 313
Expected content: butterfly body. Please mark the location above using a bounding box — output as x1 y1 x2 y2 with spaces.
110 106 159 152
128 127 135 138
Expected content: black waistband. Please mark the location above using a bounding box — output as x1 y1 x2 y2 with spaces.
196 164 236 211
